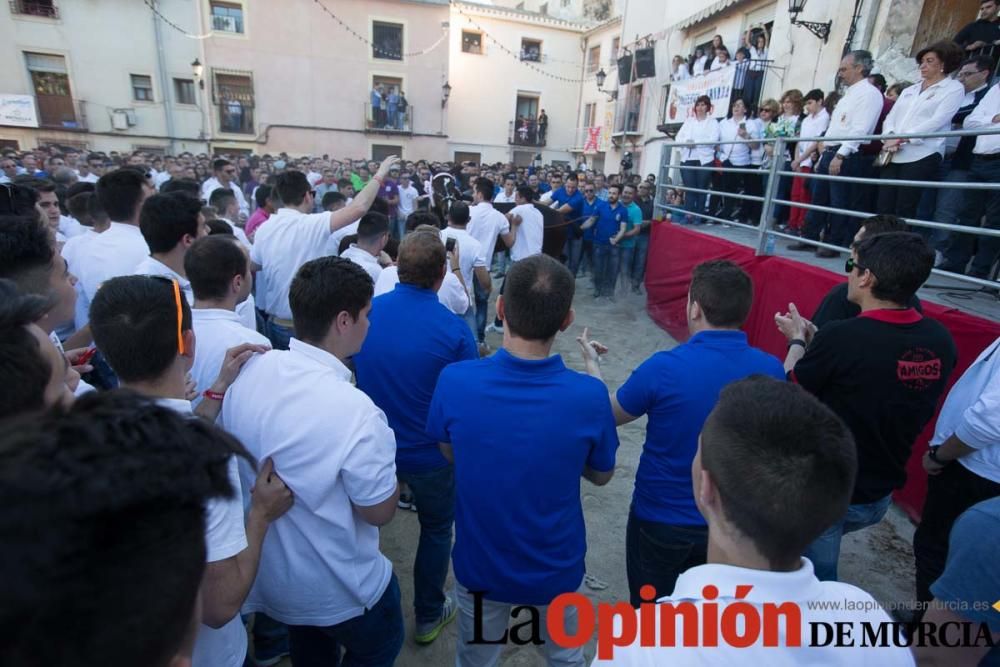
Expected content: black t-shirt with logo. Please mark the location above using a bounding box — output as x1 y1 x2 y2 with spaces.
791 309 957 504
812 282 923 329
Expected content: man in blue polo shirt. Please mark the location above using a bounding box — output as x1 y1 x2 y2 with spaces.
353 230 478 646
427 254 618 666
570 182 605 279
585 183 628 299
579 259 785 605
550 173 585 266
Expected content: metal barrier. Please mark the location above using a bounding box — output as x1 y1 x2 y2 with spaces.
654 126 1000 289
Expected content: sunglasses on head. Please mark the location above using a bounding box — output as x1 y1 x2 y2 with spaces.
147 275 187 355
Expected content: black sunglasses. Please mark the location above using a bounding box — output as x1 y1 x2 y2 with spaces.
845 257 867 274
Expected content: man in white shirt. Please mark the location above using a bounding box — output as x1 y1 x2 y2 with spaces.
396 172 420 237
602 377 912 666
468 178 515 345
508 186 545 262
133 192 207 305
186 235 271 405
221 256 404 665
201 158 249 221
75 168 155 317
375 215 470 315
940 81 1000 277
914 335 1000 608
88 274 287 667
341 212 391 283
251 155 399 349
441 201 492 344
208 187 252 248
800 50 884 256
493 175 517 204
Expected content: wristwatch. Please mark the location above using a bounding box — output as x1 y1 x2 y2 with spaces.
928 446 950 466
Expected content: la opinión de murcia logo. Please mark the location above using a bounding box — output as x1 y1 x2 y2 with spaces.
465 587 1000 660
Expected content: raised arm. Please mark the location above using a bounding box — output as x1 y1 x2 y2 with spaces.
330 155 400 232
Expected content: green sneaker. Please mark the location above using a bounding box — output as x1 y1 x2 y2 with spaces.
414 595 457 645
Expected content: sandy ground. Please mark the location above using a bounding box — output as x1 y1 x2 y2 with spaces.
266 279 918 666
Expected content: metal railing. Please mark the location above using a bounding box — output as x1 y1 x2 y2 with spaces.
364 103 413 134
9 0 57 18
654 126 1000 290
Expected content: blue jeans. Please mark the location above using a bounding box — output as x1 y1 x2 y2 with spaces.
592 243 620 297
619 246 635 292
681 160 711 223
805 494 891 582
625 511 708 606
631 234 649 288
771 160 793 224
397 465 455 625
941 155 1000 277
251 613 289 663
568 237 593 277
265 319 294 351
461 304 476 340
803 150 833 241
473 275 489 343
828 152 875 248
932 163 970 253
287 573 404 667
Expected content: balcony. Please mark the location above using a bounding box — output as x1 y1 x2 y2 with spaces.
364 103 413 135
36 96 86 131
508 119 546 147
9 0 57 17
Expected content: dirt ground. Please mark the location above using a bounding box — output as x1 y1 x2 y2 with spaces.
374 283 919 666
261 280 918 666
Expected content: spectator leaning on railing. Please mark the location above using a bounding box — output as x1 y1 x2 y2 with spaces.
789 89 829 235
876 41 965 221
795 50 884 258
675 95 720 225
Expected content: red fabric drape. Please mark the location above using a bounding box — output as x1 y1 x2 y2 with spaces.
645 222 1000 520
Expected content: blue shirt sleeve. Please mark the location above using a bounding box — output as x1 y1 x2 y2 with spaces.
615 356 660 418
426 368 454 444
586 382 620 473
930 498 1000 632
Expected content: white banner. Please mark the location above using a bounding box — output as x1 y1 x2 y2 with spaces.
664 67 736 123
0 94 39 128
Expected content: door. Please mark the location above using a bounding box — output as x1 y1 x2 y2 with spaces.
454 151 481 164
516 95 539 121
25 53 76 128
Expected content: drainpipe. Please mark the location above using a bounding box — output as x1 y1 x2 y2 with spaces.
151 0 177 153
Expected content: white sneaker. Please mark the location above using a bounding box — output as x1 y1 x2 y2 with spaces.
485 323 504 335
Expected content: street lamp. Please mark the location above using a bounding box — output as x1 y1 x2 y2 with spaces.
595 68 617 100
441 80 452 108
788 0 832 43
191 58 205 89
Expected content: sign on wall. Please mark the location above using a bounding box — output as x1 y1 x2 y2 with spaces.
583 126 602 153
0 95 39 128
664 66 735 122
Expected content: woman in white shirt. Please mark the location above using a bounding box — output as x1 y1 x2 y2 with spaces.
710 47 731 71
789 88 831 233
877 41 965 220
676 95 721 224
717 98 753 222
672 55 690 81
690 47 708 77
743 28 769 112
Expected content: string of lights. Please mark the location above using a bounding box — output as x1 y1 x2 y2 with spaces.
142 0 214 39
311 0 448 59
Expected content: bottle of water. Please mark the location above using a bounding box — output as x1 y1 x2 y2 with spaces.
765 233 776 255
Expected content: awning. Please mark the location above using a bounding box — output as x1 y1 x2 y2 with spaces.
671 0 744 31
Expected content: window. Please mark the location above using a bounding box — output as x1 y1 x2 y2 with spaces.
372 144 402 161
174 78 196 105
611 37 620 62
131 75 153 102
583 102 596 128
10 0 58 18
25 52 79 129
521 39 542 62
210 1 244 33
212 70 254 134
462 31 483 54
587 45 601 74
540 3 548 14
373 21 403 60
561 0 571 6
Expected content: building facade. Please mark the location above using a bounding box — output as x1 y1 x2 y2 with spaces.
0 0 983 166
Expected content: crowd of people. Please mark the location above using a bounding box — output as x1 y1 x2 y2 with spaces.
671 26 770 114
2 119 999 666
369 83 410 131
669 21 1000 280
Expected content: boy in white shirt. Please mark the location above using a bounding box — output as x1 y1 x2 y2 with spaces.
134 192 208 304
340 212 392 283
88 274 288 667
468 178 515 346
598 376 913 666
221 256 404 665
441 201 492 345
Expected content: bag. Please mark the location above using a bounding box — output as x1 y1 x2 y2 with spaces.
875 148 894 169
